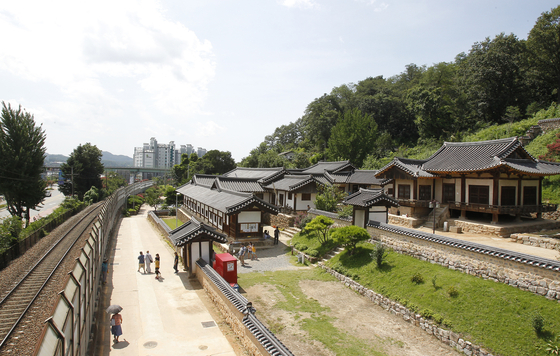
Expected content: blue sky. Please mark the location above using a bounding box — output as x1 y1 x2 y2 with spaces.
0 0 557 162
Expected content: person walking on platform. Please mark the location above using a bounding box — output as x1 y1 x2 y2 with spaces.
101 259 109 284
274 227 280 245
145 251 154 273
251 243 257 260
110 312 123 343
173 252 179 273
138 252 145 273
155 253 161 280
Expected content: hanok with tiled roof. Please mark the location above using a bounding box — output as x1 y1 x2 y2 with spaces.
168 217 228 275
343 188 399 227
177 181 279 242
263 175 325 211
299 160 355 175
375 137 560 223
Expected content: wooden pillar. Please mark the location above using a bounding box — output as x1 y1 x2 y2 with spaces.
538 177 543 218
385 207 389 224
461 175 466 203
492 174 499 206
365 208 370 228
517 176 522 205
413 180 417 200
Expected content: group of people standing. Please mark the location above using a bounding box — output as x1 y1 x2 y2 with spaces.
138 250 162 279
238 242 257 266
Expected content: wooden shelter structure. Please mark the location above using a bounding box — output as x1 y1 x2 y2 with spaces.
342 188 399 227
168 217 228 276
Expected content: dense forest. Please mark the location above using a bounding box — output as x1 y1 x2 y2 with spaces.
239 6 560 170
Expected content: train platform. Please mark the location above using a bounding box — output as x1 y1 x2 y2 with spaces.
92 206 236 356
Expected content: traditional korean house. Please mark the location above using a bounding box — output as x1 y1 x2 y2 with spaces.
263 175 324 211
260 161 358 211
177 180 279 241
222 167 286 204
376 137 560 223
342 188 399 227
168 218 228 276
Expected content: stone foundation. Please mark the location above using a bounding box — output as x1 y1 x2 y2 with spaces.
510 233 560 251
451 219 560 238
319 264 495 356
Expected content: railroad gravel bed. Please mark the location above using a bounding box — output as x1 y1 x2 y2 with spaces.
0 203 102 356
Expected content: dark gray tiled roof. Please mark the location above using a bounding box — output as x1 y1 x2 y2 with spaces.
343 188 399 207
192 174 217 187
216 177 266 193
300 160 354 174
376 137 560 177
346 170 390 185
264 175 319 192
223 167 284 180
422 137 530 173
377 157 435 178
502 159 560 175
177 183 279 215
325 172 349 184
169 217 228 246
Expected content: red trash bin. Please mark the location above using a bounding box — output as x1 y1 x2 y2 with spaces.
213 253 237 284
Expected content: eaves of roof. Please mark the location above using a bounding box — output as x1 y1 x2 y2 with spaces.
343 188 399 208
169 217 228 246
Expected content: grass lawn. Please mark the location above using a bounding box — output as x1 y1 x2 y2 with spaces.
239 269 388 356
327 242 560 356
162 217 183 230
290 230 338 256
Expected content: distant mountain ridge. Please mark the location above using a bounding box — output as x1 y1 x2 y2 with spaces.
45 151 133 168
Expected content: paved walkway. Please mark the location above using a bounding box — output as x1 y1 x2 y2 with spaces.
94 206 235 356
414 226 560 260
236 227 302 274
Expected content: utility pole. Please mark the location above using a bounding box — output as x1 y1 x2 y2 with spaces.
71 166 74 197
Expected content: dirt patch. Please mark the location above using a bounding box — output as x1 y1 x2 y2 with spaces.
246 280 461 356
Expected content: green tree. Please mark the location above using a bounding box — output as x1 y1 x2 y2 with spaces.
0 102 47 225
327 108 378 167
314 184 346 212
163 185 178 206
145 186 163 209
527 5 560 104
199 150 236 175
331 225 370 255
457 33 529 125
59 143 104 200
102 171 127 196
83 186 100 205
172 153 191 185
0 216 23 252
303 215 334 244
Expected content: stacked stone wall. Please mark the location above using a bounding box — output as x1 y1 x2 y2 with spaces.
319 264 495 356
366 228 560 301
451 219 560 238
510 233 560 251
270 213 295 229
538 118 560 131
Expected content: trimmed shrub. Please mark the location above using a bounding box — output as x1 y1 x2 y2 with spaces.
306 249 319 257
447 285 459 298
533 313 545 334
411 272 424 284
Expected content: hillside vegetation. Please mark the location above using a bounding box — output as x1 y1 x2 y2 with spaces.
239 6 560 200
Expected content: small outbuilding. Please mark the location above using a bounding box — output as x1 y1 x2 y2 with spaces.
168 217 228 276
343 188 399 227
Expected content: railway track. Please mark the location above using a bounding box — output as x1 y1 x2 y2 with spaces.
0 204 103 348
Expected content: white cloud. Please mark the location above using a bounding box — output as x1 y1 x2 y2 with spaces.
280 0 318 9
195 121 225 137
354 0 388 11
0 0 215 117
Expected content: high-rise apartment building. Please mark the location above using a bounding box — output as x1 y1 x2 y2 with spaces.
133 138 205 169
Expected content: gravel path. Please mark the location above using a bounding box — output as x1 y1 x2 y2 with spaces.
236 231 303 274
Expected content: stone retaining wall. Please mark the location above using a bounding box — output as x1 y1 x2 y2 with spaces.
319 264 494 356
538 117 560 131
270 213 295 229
366 229 560 301
451 219 560 238
510 233 560 251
